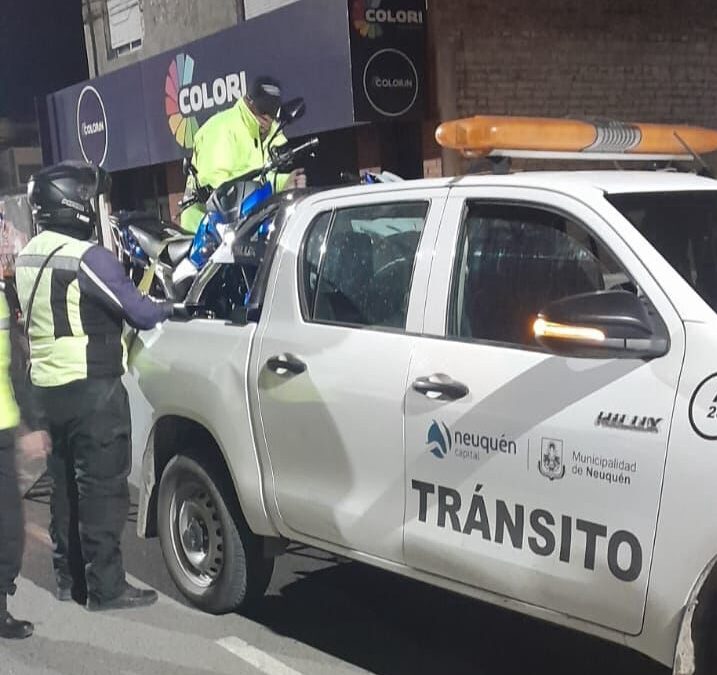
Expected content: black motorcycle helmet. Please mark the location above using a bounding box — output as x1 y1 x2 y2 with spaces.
27 161 111 239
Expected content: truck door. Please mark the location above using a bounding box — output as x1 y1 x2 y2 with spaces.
253 189 447 562
403 187 684 634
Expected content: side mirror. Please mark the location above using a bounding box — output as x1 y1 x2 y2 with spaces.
278 97 306 126
533 290 669 359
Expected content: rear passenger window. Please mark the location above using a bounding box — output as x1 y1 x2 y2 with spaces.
301 202 428 329
302 211 332 317
449 202 631 347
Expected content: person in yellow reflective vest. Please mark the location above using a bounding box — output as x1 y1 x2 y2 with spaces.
180 76 306 233
16 162 175 612
0 281 50 639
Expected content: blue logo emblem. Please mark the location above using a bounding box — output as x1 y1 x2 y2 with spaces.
427 420 452 459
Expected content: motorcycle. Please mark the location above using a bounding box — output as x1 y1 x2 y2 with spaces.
111 97 314 301
340 170 404 184
109 210 183 291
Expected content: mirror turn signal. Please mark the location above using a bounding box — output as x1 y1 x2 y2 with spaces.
533 318 606 343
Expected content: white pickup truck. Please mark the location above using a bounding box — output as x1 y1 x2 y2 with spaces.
126 168 717 674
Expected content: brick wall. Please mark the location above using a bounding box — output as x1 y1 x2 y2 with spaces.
431 0 717 125
425 0 717 171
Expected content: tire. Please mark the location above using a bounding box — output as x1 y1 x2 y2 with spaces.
157 453 274 614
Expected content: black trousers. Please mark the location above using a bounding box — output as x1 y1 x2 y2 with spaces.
0 430 23 598
36 377 131 604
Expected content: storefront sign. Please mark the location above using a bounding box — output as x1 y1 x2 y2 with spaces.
45 0 429 172
76 86 108 166
44 0 427 172
350 0 427 122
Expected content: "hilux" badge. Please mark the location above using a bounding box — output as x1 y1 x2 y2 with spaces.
596 412 662 433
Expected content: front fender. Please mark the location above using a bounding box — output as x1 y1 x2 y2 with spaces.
137 424 158 538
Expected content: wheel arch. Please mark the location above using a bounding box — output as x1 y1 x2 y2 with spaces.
138 416 232 538
136 414 281 546
674 554 717 674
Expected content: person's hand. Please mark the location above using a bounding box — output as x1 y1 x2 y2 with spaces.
286 169 307 189
17 430 51 461
171 303 190 320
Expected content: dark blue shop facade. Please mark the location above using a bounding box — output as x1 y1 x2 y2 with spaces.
40 0 429 220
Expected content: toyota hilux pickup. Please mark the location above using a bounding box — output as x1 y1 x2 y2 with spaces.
126 118 717 674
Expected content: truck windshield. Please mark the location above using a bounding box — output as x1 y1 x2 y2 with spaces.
607 190 717 312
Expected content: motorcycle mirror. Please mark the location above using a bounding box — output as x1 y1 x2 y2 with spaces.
266 99 306 158
182 157 199 179
279 98 306 126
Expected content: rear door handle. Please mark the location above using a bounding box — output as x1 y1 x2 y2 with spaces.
412 374 469 401
266 354 307 375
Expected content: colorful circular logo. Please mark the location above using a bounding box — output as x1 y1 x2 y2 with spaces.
352 0 383 39
165 53 199 149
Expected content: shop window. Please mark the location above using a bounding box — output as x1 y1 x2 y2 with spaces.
244 0 300 20
106 0 143 58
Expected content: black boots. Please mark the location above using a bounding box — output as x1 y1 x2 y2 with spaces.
0 612 33 639
0 596 33 639
86 582 158 612
56 586 73 602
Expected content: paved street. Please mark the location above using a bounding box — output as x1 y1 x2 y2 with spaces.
0 476 670 675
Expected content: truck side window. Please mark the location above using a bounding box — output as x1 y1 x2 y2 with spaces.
301 201 429 329
449 202 630 347
302 211 333 318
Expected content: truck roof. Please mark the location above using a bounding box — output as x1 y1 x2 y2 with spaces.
306 171 717 205
459 170 717 194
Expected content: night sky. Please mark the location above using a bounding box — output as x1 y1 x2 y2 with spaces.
0 1 88 121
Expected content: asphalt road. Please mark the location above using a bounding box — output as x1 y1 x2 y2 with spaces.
0 479 669 675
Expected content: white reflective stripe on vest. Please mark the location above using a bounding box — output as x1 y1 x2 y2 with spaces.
15 254 82 272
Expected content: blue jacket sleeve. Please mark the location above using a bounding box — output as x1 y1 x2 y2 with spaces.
77 245 173 330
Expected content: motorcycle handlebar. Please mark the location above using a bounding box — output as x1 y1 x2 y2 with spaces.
290 137 320 157
180 137 320 211
179 183 212 211
268 137 319 174
179 195 199 210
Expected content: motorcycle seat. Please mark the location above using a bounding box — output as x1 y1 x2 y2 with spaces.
128 226 164 260
118 211 167 236
165 238 194 265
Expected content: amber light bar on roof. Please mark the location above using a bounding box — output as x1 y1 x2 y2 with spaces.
435 115 717 161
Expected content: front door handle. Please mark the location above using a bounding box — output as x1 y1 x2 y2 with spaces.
412 374 469 401
266 354 307 375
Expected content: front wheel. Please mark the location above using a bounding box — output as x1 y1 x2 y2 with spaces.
157 454 274 614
